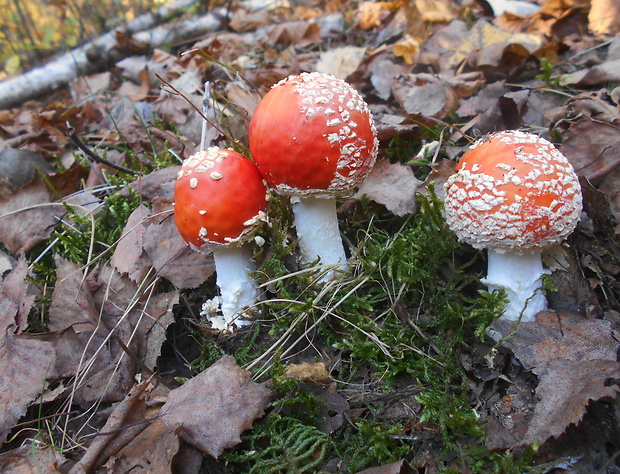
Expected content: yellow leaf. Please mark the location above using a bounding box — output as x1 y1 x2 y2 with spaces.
3 54 21 76
393 34 421 65
356 1 385 30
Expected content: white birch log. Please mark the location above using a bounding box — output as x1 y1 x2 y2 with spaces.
0 0 223 109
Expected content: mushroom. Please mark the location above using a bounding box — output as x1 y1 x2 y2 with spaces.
248 72 378 278
174 147 269 330
443 130 582 323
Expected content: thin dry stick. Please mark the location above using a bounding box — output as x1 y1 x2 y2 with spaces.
251 277 371 380
245 279 341 373
199 81 212 152
66 124 138 175
68 378 155 474
59 268 155 450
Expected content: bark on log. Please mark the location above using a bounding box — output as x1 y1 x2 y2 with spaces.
0 0 224 110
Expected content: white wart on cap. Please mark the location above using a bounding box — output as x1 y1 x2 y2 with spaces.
444 130 582 252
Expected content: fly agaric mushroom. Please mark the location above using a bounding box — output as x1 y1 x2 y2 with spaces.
248 72 378 278
174 147 269 330
444 130 582 323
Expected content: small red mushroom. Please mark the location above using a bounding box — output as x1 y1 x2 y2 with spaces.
174 147 269 330
444 130 582 323
249 72 378 278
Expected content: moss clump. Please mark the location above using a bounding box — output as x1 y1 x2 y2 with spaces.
219 186 513 472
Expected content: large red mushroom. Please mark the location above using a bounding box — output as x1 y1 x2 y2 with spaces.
174 147 269 330
249 72 378 278
443 130 582 324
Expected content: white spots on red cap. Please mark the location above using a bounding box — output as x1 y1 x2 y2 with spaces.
444 131 582 251
270 72 378 196
327 133 339 143
175 147 270 250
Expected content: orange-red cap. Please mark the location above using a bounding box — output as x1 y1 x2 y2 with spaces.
444 131 582 251
249 72 378 197
174 148 269 250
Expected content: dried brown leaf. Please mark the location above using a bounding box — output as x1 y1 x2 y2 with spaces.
143 215 215 289
160 356 273 458
456 81 508 117
368 55 410 100
416 0 458 22
70 380 176 473
283 361 332 384
128 166 178 204
302 383 349 435
0 147 54 196
142 290 179 371
316 46 367 80
497 311 619 374
392 75 459 119
558 118 620 221
353 160 422 216
393 35 421 65
0 255 34 332
0 177 59 255
0 445 67 472
0 251 13 275
266 20 321 47
48 256 100 334
103 420 179 474
374 114 423 142
522 359 620 445
355 1 388 30
558 118 620 180
470 89 530 134
446 20 511 69
111 204 151 282
0 333 56 442
588 0 620 35
357 459 415 474
0 262 56 443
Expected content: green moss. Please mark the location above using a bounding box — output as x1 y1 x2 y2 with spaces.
334 420 410 473
194 185 532 472
51 175 142 266
223 413 329 474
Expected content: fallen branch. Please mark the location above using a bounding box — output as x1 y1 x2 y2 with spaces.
66 124 139 175
0 0 224 109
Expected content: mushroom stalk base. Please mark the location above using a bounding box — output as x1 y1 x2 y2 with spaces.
291 195 347 279
206 246 258 331
482 248 549 322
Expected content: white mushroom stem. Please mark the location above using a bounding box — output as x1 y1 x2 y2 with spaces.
482 248 550 322
291 195 347 279
206 245 258 331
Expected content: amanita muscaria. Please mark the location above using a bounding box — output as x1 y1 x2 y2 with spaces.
444 130 582 322
174 147 269 330
249 72 378 278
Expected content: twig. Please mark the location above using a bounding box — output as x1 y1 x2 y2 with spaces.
66 124 138 175
199 81 212 152
156 73 226 141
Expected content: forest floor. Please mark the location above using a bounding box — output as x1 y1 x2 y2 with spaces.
0 0 619 472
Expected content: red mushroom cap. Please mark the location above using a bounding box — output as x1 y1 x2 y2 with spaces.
444 130 582 251
248 72 378 196
174 147 269 250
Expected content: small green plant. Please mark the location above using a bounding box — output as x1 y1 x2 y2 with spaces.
223 413 329 473
53 174 142 266
334 420 410 473
270 351 325 424
536 58 564 88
